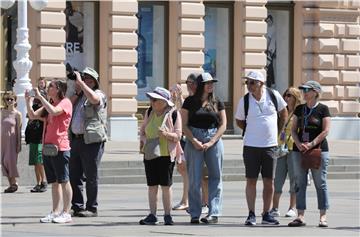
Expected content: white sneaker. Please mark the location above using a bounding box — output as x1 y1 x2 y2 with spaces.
201 205 209 214
40 211 59 223
52 211 72 223
269 208 280 217
285 208 297 217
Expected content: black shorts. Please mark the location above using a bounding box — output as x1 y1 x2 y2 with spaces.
144 156 175 186
44 150 70 183
243 146 277 179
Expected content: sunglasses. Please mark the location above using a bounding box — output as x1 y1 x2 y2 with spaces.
301 88 313 93
284 93 293 98
5 98 14 102
245 80 257 85
150 98 159 102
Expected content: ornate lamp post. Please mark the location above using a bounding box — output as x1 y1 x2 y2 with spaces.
1 0 48 135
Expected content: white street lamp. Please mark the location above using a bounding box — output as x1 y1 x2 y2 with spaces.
1 0 48 135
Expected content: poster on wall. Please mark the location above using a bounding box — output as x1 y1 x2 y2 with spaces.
265 10 290 94
64 1 85 72
136 4 165 101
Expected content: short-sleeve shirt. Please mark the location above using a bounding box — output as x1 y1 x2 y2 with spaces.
44 98 73 151
235 87 287 147
182 96 225 129
71 90 106 135
293 103 331 152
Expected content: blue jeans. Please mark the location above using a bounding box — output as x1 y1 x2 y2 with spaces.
292 151 330 210
69 137 104 212
274 151 296 194
185 127 224 218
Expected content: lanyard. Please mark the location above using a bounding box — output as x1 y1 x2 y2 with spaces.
303 105 314 129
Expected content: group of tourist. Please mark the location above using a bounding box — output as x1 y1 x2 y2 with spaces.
1 69 331 228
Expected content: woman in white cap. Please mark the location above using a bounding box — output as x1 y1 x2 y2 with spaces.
181 72 227 224
288 80 331 228
139 87 182 225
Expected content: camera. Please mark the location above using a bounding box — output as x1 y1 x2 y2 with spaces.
29 89 36 97
66 63 82 80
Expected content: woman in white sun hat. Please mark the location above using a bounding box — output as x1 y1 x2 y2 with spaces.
139 87 183 226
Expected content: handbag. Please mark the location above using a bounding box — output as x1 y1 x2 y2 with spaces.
43 144 59 157
301 148 321 169
143 138 161 160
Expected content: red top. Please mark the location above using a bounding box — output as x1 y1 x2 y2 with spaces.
44 98 73 151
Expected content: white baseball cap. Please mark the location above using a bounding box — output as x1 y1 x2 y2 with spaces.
242 71 266 82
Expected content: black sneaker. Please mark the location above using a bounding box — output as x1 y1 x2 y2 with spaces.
245 211 256 226
262 211 280 225
77 210 98 217
164 215 174 225
40 182 48 192
139 214 158 225
190 217 200 224
71 209 85 217
30 184 41 193
200 215 218 224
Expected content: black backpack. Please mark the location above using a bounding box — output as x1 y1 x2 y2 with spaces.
147 107 178 125
242 87 279 136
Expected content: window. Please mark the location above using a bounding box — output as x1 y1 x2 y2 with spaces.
136 2 166 101
203 5 231 102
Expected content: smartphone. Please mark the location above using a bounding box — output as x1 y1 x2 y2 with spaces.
29 89 36 97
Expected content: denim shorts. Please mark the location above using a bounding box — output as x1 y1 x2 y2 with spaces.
44 150 70 183
243 146 277 179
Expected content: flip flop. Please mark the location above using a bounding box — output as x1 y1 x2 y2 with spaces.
318 220 328 227
288 218 306 227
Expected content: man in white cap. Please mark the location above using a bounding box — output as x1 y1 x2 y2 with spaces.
69 67 107 217
235 70 288 226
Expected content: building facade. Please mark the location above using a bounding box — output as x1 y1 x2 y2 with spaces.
1 0 359 144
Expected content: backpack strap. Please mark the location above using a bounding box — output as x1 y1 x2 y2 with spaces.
242 93 250 136
266 87 278 112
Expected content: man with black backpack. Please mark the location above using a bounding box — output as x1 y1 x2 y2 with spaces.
235 71 287 226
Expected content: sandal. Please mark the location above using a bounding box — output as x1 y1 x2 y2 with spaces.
318 220 328 227
288 218 306 227
172 203 188 210
4 184 18 193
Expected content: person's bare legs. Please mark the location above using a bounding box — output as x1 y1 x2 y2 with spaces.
263 178 274 213
201 176 209 206
148 186 159 214
34 165 41 184
161 186 172 215
61 181 73 213
52 183 61 213
289 193 296 210
176 162 188 206
320 209 327 222
272 192 281 210
246 178 257 212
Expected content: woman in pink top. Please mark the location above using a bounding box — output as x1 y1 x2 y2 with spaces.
26 79 73 224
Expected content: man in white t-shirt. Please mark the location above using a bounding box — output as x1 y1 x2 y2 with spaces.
235 71 287 226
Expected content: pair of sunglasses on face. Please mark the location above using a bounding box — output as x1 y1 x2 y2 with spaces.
5 98 14 102
301 88 314 93
245 80 259 85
